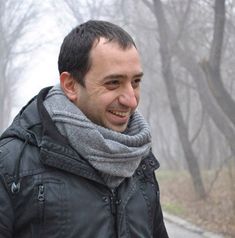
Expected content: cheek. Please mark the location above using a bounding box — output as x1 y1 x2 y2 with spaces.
95 92 118 107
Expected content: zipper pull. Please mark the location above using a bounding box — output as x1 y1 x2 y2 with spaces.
38 185 45 201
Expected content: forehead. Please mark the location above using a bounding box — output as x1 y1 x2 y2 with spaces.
89 38 141 68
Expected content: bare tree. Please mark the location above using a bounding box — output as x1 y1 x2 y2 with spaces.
171 0 235 156
0 0 38 133
142 0 206 199
203 0 235 128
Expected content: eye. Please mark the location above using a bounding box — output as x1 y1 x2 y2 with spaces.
131 78 141 89
104 80 120 90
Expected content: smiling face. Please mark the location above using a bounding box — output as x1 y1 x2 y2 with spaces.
62 38 143 132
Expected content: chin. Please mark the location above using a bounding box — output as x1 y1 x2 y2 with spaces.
110 125 127 133
103 121 128 132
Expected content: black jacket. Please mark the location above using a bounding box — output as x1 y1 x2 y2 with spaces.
0 87 168 238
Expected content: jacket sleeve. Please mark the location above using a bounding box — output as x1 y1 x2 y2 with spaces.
0 174 13 238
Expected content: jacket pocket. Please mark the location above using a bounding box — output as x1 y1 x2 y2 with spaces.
32 179 67 238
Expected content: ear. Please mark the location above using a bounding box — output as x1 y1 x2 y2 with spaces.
60 72 78 102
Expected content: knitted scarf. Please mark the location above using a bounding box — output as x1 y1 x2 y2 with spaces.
44 85 151 188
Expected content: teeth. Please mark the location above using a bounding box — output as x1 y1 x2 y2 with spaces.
110 110 128 117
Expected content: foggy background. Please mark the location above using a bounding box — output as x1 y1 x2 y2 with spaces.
0 0 234 236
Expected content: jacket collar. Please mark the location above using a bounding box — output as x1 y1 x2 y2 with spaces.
37 87 69 145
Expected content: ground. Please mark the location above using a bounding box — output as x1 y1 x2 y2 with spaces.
156 168 235 238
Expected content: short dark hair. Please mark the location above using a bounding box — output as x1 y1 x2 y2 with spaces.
58 20 136 86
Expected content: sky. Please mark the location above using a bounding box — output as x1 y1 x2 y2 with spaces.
12 2 70 119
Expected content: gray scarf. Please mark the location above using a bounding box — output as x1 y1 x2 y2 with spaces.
44 85 151 188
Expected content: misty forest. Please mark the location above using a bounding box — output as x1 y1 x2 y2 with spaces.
0 0 234 236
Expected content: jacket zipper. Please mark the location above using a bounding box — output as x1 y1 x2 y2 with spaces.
110 189 121 238
38 184 45 223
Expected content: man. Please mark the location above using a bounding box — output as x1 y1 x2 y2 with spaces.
0 20 168 237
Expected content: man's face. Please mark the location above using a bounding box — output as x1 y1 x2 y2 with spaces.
73 38 143 132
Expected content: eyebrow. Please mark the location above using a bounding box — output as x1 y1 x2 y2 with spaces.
103 72 144 80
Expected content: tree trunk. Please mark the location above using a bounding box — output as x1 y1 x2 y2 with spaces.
205 0 235 127
150 0 206 198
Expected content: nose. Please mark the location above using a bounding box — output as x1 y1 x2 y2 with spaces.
119 83 138 109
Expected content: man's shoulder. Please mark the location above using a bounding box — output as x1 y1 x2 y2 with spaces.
0 137 26 174
0 135 41 177
0 136 22 157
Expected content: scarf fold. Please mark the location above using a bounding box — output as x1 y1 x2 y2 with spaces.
44 85 151 188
